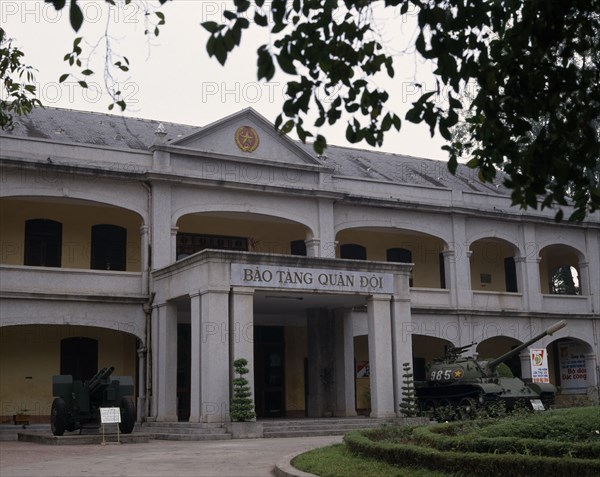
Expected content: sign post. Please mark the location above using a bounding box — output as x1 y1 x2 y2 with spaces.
99 407 121 445
530 348 550 383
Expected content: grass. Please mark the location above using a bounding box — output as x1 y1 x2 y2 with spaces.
292 407 600 477
292 444 451 477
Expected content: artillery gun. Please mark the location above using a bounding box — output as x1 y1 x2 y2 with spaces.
415 320 567 420
51 366 136 436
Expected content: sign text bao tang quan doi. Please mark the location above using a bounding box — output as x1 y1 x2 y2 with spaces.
230 263 395 293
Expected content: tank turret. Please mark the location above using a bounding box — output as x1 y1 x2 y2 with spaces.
415 321 567 420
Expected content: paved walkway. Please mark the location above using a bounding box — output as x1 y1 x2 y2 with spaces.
0 436 341 477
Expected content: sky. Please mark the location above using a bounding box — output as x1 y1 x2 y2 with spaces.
1 0 451 160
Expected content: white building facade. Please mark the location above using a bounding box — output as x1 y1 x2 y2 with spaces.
1 107 598 424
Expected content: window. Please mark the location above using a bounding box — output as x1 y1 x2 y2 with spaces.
24 218 62 267
91 224 127 271
549 265 580 295
290 240 307 256
340 243 367 260
504 257 518 292
439 252 446 289
176 233 248 259
387 247 413 286
60 337 98 381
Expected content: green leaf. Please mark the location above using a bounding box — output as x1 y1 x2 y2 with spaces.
81 69 93 76
69 1 84 32
201 21 220 33
59 74 69 83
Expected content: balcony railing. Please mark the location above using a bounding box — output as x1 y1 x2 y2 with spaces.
542 294 590 314
472 290 523 311
0 265 144 296
409 287 452 308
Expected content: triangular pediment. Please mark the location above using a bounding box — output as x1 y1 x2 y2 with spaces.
171 108 320 166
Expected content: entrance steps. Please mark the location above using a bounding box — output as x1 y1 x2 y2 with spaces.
261 417 402 438
140 421 231 441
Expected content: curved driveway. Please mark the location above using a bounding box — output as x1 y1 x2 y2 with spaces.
0 436 341 477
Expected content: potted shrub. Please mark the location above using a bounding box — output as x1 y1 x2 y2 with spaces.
228 358 262 438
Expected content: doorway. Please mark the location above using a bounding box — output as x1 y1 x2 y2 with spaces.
254 326 285 418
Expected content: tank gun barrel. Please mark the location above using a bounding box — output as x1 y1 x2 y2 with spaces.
487 320 566 370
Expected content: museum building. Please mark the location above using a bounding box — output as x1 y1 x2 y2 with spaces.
0 107 598 424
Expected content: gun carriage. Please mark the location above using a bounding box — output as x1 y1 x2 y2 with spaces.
51 366 136 435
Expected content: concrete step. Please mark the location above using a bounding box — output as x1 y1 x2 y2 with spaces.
264 429 353 438
140 422 231 441
141 426 228 435
263 423 383 433
147 432 231 441
0 424 49 441
261 417 407 438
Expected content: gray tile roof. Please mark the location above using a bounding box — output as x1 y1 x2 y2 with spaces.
2 106 510 195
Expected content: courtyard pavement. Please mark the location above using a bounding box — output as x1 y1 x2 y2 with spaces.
0 435 342 477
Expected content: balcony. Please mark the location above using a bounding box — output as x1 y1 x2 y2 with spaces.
542 294 590 314
0 265 144 298
472 290 523 311
409 288 452 308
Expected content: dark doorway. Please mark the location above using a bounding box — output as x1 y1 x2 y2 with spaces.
24 218 62 267
254 326 285 418
91 224 127 271
60 337 98 381
177 324 191 421
504 256 518 292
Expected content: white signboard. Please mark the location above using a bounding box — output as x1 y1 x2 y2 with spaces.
231 263 395 294
100 407 121 424
558 341 587 390
530 348 550 383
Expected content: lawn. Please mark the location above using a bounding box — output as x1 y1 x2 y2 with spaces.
292 406 600 477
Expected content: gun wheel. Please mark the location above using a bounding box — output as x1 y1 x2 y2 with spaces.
50 397 68 436
119 397 136 434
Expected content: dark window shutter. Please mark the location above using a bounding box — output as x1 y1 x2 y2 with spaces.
91 224 127 271
24 219 62 267
504 256 518 292
340 243 367 260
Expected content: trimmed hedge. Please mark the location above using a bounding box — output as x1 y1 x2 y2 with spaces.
344 429 600 477
411 425 600 459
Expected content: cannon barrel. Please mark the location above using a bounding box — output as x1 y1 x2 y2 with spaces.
487 320 567 370
87 366 114 396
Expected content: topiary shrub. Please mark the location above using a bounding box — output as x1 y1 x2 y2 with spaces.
230 358 256 422
399 362 418 417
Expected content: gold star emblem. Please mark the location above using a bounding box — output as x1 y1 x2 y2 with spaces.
235 126 259 152
453 369 464 379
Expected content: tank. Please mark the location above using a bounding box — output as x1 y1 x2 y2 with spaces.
415 320 567 420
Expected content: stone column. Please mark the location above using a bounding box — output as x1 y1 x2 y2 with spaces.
391 270 413 416
139 225 149 294
520 224 542 311
450 215 472 308
230 287 256 412
189 292 202 422
367 294 395 418
200 289 231 422
333 308 357 417
170 226 179 263
578 261 591 301
307 309 335 417
151 183 172 270
519 350 531 380
155 302 178 422
584 353 599 401
305 238 321 258
137 346 146 421
317 199 337 258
